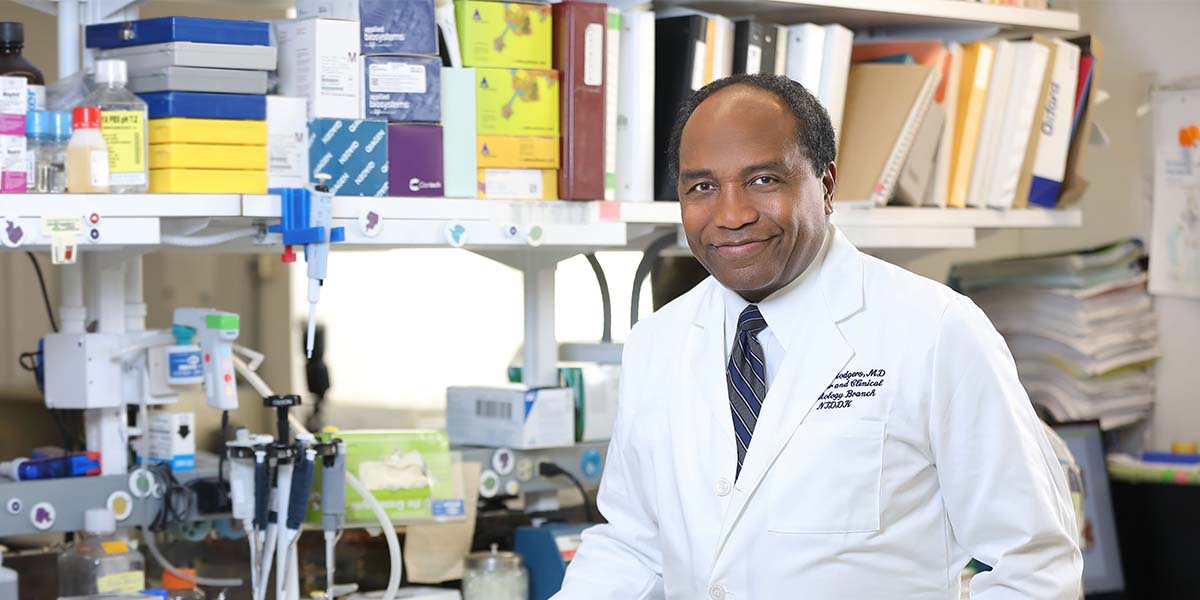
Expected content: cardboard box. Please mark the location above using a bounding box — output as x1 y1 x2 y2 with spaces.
446 386 575 449
266 96 309 188
275 18 361 119
296 0 437 55
477 167 558 199
387 123 443 196
308 117 389 196
149 117 267 145
475 68 560 136
305 430 464 524
149 168 267 193
477 134 559 169
363 55 441 122
508 364 618 442
147 412 196 472
442 67 477 198
455 1 553 69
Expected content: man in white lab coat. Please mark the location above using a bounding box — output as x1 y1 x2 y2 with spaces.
555 74 1083 599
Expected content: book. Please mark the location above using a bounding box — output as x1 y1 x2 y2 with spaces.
605 8 621 200
616 9 655 203
1012 36 1058 209
837 64 939 206
774 25 788 75
712 15 734 80
947 41 995 208
986 41 1050 209
785 24 825 95
733 19 779 75
965 39 1015 208
1026 37 1080 208
819 24 853 139
895 101 945 206
1060 34 1103 207
653 15 706 200
553 1 607 200
851 40 952 102
928 42 961 207
865 53 915 64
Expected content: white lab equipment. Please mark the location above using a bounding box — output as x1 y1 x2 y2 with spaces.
171 308 240 410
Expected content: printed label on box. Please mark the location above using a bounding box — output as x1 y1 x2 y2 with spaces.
484 168 543 199
320 55 358 97
369 62 427 94
431 498 465 517
584 23 604 87
168 350 203 380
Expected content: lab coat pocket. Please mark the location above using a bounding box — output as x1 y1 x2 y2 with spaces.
767 419 885 534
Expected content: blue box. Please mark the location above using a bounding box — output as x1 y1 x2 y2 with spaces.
308 118 389 196
139 91 266 120
296 0 437 55
86 17 270 49
364 55 441 122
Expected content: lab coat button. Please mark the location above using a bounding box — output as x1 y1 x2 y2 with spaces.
708 585 726 600
715 477 732 497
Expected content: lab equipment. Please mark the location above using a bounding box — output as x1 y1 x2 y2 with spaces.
0 551 16 599
58 508 146 596
514 523 590 600
162 325 204 386
67 106 109 192
462 545 529 600
0 452 100 480
446 386 576 449
171 308 240 410
146 411 196 472
316 438 347 593
84 59 149 192
25 110 70 192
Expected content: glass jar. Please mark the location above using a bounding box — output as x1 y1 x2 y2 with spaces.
462 544 528 600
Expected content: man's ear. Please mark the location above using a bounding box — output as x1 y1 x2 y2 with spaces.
823 162 837 215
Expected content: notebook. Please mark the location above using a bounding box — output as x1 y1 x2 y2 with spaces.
986 41 1050 209
947 41 995 208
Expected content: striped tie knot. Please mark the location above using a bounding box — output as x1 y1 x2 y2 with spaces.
737 305 768 335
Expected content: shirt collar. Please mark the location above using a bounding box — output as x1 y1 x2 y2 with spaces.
721 224 832 352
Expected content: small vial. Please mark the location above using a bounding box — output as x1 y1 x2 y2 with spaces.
25 110 70 193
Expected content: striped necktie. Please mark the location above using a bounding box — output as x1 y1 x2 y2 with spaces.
728 304 768 479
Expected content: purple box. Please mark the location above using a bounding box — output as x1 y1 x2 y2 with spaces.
387 124 443 197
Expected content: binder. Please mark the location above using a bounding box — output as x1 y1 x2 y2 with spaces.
837 64 939 206
785 24 824 94
658 8 733 83
653 15 707 201
966 39 1015 208
1059 34 1103 207
139 91 266 120
928 42 962 207
617 9 656 202
1026 38 1080 208
605 8 621 200
895 102 945 206
553 1 607 200
773 25 788 76
986 41 1050 209
86 17 271 49
1013 36 1058 209
947 41 995 208
819 24 853 139
732 19 780 75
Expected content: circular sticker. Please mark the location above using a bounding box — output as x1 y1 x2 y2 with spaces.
527 225 545 247
358 210 383 238
504 480 520 496
5 497 21 515
502 223 521 240
515 458 534 482
581 449 603 479
88 213 100 225
107 490 133 521
129 468 155 499
29 501 55 531
0 217 26 248
445 222 468 248
87 227 101 243
479 469 501 499
492 448 516 476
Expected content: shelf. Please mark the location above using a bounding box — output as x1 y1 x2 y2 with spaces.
656 0 1079 32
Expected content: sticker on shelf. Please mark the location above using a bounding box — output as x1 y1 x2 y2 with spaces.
88 213 101 225
504 479 520 496
492 448 516 476
29 501 55 530
5 497 21 515
581 448 603 478
358 210 383 238
129 468 155 499
0 216 25 248
516 458 534 482
527 225 545 247
88 226 102 244
445 221 468 248
42 217 81 265
107 490 134 521
502 223 522 240
479 469 501 499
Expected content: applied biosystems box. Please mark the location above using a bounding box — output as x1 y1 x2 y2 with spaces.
275 18 361 119
446 386 575 449
296 0 437 56
363 55 441 122
308 118 389 196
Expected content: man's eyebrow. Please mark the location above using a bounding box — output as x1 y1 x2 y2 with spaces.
680 168 715 180
739 159 789 176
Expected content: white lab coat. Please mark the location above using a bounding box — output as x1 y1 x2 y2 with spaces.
555 226 1082 600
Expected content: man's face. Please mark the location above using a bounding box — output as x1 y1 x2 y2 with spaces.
677 85 836 303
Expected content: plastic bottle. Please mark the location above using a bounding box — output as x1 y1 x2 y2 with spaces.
57 508 146 596
26 110 71 192
67 106 111 193
84 59 149 192
0 21 45 110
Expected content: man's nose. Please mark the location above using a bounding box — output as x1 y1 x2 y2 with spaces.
714 187 757 230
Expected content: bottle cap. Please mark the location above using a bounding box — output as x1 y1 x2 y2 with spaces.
25 110 53 138
83 507 116 535
94 59 128 85
72 106 101 130
53 112 73 141
162 568 198 589
0 23 23 47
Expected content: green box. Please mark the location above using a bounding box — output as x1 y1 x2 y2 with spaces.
455 0 553 69
475 67 560 136
305 430 464 525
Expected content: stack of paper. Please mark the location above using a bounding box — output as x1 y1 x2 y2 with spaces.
951 241 1158 430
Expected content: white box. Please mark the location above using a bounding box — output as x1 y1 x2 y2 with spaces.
446 386 575 450
267 96 310 188
148 411 197 472
275 18 362 120
44 333 124 409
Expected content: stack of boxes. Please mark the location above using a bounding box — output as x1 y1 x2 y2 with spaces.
453 0 560 200
87 17 277 193
0 76 27 193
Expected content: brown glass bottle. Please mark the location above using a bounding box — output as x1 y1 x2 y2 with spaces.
0 22 46 110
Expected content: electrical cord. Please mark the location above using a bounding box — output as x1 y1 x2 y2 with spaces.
20 252 74 451
218 411 229 488
584 253 613 343
25 252 58 333
539 462 597 523
630 233 680 328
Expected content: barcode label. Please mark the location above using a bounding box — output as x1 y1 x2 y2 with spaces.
476 399 513 420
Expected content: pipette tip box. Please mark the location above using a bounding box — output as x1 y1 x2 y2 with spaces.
86 17 272 49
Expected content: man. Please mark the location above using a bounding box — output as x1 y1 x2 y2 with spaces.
555 74 1082 599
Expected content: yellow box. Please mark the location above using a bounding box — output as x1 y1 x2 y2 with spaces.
476 68 560 136
476 168 558 199
149 118 267 146
477 135 559 169
150 144 268 170
150 169 267 194
456 1 553 70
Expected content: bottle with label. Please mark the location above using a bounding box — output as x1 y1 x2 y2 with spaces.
58 508 146 596
84 59 148 192
67 106 110 192
0 22 45 110
26 110 71 192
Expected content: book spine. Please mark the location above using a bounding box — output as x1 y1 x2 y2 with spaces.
554 2 607 200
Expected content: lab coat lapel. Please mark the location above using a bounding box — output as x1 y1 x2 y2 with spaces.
678 280 738 489
714 227 864 554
